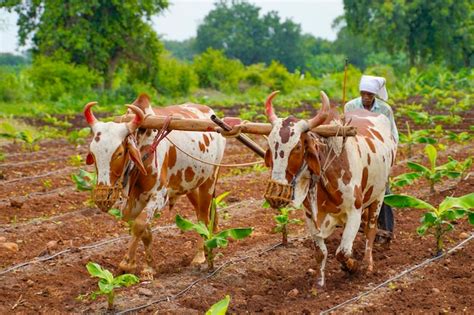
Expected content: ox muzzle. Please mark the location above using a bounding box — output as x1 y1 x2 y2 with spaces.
264 179 294 209
92 183 122 212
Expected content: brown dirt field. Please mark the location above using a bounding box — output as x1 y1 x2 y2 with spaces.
0 110 472 314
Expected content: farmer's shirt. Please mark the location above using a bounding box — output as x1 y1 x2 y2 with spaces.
344 97 399 144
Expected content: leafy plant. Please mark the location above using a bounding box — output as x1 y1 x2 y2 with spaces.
384 193 474 256
67 127 91 145
392 144 461 193
108 208 123 220
41 179 53 189
447 156 473 181
399 122 436 157
175 192 253 270
262 200 302 245
71 169 97 191
446 131 473 144
85 262 139 310
68 154 84 167
206 295 231 315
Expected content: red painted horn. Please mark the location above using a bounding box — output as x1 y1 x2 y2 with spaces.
265 91 280 124
125 105 145 133
84 102 98 126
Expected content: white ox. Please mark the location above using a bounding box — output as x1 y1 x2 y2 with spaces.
84 94 226 277
263 91 396 286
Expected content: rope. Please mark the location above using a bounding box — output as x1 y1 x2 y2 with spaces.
165 136 264 168
320 233 474 315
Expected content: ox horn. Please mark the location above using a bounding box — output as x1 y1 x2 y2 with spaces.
307 91 330 130
265 90 280 124
84 101 98 126
125 104 145 133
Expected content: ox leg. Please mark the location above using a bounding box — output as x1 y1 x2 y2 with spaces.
336 210 362 274
119 210 147 274
363 199 382 272
305 216 337 287
192 174 218 265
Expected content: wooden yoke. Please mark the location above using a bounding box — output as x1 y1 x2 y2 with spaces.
115 114 357 137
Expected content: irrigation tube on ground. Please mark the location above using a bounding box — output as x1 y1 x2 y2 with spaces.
320 233 474 315
0 225 176 277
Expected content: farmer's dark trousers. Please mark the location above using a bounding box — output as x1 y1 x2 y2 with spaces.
377 186 394 236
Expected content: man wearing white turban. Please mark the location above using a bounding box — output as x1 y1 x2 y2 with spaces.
344 75 398 244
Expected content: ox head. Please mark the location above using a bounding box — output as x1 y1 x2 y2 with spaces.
84 102 147 212
263 91 330 209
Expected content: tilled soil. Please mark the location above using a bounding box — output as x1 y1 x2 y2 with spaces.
0 114 473 314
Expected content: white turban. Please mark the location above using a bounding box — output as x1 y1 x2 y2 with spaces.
359 75 388 101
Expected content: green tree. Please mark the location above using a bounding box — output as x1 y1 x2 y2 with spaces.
343 0 473 68
196 0 305 71
3 0 169 89
163 38 198 61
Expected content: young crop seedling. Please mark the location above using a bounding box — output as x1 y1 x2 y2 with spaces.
262 200 302 245
84 262 139 310
67 127 91 145
399 122 436 158
206 295 231 315
384 193 474 256
391 144 461 193
68 154 84 167
71 169 97 191
176 192 253 270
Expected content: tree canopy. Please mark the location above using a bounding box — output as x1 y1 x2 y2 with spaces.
3 0 169 88
343 0 473 68
195 0 305 71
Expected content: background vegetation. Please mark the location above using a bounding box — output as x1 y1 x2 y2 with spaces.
0 0 472 116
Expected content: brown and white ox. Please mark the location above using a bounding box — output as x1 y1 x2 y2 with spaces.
263 91 396 287
84 94 226 277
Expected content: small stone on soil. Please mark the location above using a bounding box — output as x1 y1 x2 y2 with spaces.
138 288 153 297
10 199 24 208
47 240 58 251
287 288 299 298
0 236 6 242
27 279 35 287
459 232 470 239
1 242 19 252
432 288 440 294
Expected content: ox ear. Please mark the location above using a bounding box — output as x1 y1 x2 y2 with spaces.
86 152 95 165
302 134 321 176
264 149 273 168
126 136 147 175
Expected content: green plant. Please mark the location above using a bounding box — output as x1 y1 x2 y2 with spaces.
399 122 436 157
447 156 473 181
85 262 139 310
71 169 97 191
446 131 473 144
384 193 474 256
392 144 462 193
206 295 231 315
67 127 91 145
41 179 53 189
175 192 253 270
262 200 302 245
68 154 84 167
108 208 123 220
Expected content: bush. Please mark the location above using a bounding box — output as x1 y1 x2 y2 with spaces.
26 56 102 103
0 66 27 102
261 61 298 94
193 48 244 92
155 53 197 97
317 64 362 101
305 53 346 78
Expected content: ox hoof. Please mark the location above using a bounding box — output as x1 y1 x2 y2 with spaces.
141 266 156 280
119 260 137 274
336 252 359 274
191 251 206 266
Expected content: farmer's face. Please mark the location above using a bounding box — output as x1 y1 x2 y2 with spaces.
361 91 375 109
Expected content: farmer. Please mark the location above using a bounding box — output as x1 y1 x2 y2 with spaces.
344 75 399 244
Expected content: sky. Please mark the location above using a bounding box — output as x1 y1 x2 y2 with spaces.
0 0 343 54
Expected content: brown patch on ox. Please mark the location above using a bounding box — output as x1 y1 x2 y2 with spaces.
132 94 151 112
367 153 371 165
279 117 298 144
361 167 369 191
198 141 206 153
153 104 211 119
95 135 100 142
168 170 183 191
185 167 195 182
363 186 374 203
316 182 343 214
365 137 376 153
167 145 177 169
322 146 352 186
357 145 362 158
353 185 362 209
203 134 210 146
369 128 384 142
279 150 284 158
